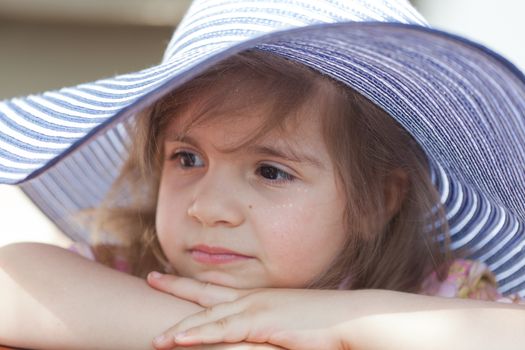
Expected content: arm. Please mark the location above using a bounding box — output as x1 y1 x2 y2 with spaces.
146 274 525 350
0 242 203 350
336 289 525 350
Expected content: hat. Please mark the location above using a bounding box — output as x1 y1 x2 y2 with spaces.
1 0 524 296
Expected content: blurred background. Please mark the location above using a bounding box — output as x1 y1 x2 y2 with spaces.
1 0 524 247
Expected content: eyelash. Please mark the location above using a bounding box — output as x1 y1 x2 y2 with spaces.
169 150 204 168
169 150 296 184
256 164 296 184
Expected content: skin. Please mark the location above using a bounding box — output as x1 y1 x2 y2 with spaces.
156 106 347 289
0 242 200 350
0 242 280 350
148 273 525 350
1 243 523 349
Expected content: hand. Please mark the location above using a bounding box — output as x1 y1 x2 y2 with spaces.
147 272 352 350
174 343 285 350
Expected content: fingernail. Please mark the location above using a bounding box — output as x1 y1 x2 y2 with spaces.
153 334 167 346
174 331 187 340
149 271 163 279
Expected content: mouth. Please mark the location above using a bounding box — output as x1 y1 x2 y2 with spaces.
189 244 254 265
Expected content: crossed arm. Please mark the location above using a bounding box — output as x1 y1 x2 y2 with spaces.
1 242 524 350
0 243 280 350
0 242 202 349
147 273 525 350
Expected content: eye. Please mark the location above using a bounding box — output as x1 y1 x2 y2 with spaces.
256 164 295 183
170 151 205 168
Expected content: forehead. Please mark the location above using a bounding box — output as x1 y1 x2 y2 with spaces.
164 84 323 141
160 53 334 130
164 96 323 146
157 51 343 155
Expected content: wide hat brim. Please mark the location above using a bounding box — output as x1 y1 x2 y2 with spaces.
1 21 525 295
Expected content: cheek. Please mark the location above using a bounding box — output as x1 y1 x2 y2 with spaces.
155 178 186 246
255 198 346 285
264 203 341 250
155 181 170 235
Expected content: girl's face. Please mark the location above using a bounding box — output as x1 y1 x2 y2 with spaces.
156 104 347 289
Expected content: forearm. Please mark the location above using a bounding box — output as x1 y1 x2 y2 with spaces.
0 242 202 350
337 289 525 350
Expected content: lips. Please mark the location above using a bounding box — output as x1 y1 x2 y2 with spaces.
189 244 253 264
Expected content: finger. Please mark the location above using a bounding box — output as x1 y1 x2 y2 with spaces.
147 272 244 306
174 343 285 350
153 301 248 349
164 313 333 350
172 313 260 346
176 299 249 335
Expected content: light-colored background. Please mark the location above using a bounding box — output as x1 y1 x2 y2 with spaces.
1 0 524 248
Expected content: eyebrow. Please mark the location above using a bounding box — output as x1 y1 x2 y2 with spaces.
245 144 325 170
165 133 199 145
165 134 325 170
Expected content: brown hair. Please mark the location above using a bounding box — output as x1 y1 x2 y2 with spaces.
92 49 450 292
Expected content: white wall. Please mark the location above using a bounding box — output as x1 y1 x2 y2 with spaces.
415 0 525 71
0 186 72 247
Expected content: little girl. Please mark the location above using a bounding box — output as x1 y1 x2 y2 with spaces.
94 49 447 292
1 0 524 349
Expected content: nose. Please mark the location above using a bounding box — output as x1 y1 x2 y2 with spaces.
187 168 245 228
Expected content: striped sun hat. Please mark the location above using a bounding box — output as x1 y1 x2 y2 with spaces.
1 0 525 296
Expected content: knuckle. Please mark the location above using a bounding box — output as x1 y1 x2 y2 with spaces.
203 306 215 318
203 282 215 291
231 289 244 300
197 294 212 306
216 317 229 330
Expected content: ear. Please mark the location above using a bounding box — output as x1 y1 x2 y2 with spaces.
384 168 409 221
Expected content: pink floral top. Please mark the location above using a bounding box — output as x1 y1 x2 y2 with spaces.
69 242 131 273
420 259 523 304
70 243 523 303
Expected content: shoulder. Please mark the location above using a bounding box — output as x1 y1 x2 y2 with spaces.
421 259 525 304
420 259 501 300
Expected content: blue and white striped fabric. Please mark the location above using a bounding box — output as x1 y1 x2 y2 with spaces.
1 0 525 295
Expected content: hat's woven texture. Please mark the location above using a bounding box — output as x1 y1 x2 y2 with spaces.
1 0 524 295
